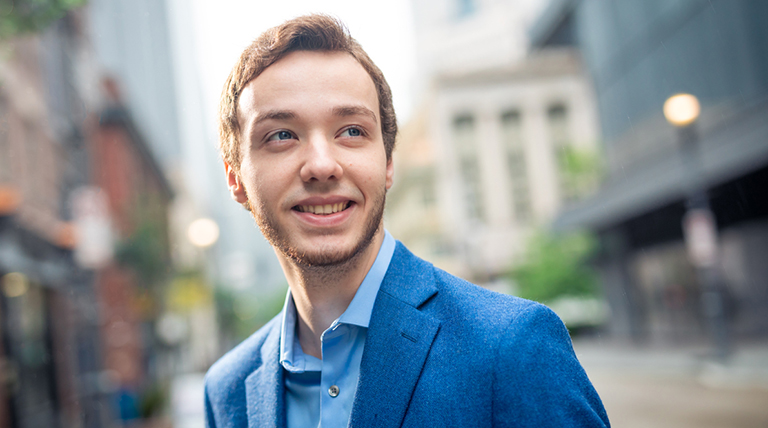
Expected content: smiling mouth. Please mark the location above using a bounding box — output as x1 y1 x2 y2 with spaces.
293 201 352 215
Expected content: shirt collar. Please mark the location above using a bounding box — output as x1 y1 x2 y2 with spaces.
337 230 395 328
279 294 308 371
279 230 396 367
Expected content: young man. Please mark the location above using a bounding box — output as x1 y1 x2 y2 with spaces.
205 14 609 428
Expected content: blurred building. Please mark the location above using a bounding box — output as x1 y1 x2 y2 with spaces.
0 12 110 427
0 4 184 427
532 0 768 343
409 0 544 92
387 0 600 286
92 77 174 406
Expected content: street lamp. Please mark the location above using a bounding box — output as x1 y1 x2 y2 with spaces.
664 93 729 359
663 93 700 127
187 218 220 248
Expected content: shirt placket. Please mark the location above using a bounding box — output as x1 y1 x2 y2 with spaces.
319 322 351 428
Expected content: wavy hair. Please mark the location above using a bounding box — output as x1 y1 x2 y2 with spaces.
218 14 397 172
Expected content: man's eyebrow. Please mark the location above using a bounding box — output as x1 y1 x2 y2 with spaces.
332 105 378 123
252 109 297 125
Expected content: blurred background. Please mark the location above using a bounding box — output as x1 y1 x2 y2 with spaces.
0 0 767 427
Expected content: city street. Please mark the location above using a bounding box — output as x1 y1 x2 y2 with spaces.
575 342 768 428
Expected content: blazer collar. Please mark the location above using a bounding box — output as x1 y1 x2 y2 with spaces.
378 242 438 307
244 323 286 428
349 242 441 428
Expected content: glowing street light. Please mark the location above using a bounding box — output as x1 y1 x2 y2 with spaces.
187 218 220 248
663 93 700 127
664 92 728 358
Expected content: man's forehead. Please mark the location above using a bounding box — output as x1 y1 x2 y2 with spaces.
238 50 379 117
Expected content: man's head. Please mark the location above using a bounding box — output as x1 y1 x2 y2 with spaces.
218 14 397 175
220 15 396 267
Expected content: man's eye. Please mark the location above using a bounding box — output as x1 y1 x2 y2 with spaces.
340 127 362 137
268 130 295 141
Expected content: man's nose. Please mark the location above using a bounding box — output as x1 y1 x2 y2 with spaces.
299 135 343 183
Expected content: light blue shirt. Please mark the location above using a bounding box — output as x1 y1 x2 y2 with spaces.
279 230 396 428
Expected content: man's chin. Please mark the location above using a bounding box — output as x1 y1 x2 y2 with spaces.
286 246 363 267
276 230 379 267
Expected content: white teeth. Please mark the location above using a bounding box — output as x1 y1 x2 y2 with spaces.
297 202 348 215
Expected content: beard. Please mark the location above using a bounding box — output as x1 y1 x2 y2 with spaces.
246 187 386 268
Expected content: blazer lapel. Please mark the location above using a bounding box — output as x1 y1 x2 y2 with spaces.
349 243 441 428
245 324 286 428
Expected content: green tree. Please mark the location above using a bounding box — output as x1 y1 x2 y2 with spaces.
510 229 598 303
115 219 168 288
557 145 603 200
214 285 287 342
0 0 86 39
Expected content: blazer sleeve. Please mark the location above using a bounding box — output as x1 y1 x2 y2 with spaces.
492 303 610 427
204 378 217 428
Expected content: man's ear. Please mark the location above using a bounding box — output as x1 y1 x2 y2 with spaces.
385 157 394 190
225 162 248 204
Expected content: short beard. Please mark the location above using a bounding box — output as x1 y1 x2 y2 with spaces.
245 188 386 268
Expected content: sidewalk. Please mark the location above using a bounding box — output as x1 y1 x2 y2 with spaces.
572 339 768 428
573 339 768 390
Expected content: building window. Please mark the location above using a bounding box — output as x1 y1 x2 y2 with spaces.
547 105 569 148
547 104 576 201
453 115 484 221
501 110 531 221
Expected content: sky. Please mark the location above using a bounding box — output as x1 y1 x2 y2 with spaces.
189 0 419 125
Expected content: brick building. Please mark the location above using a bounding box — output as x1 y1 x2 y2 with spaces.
90 81 173 394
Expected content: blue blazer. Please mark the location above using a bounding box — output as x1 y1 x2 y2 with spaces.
205 242 610 427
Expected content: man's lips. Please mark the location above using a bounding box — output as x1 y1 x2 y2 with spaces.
291 194 356 216
291 199 356 227
293 201 352 215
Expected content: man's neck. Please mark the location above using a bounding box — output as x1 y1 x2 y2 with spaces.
278 228 386 359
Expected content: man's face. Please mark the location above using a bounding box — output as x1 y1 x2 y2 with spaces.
227 50 394 266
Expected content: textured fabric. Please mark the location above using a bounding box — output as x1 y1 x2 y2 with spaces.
279 231 396 428
205 241 611 428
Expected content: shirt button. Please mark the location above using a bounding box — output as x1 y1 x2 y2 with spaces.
328 385 340 397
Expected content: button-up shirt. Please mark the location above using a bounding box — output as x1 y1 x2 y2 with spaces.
279 230 396 428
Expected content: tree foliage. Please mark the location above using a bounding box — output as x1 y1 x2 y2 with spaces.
510 229 598 303
115 219 168 287
557 145 603 200
214 285 288 342
0 0 85 39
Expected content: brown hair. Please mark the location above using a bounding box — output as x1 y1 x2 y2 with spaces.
218 14 397 172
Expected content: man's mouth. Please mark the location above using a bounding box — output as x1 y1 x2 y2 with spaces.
293 201 352 215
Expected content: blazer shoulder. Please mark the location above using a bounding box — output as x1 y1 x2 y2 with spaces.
387 241 545 325
205 313 281 392
491 300 611 426
430 263 543 323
